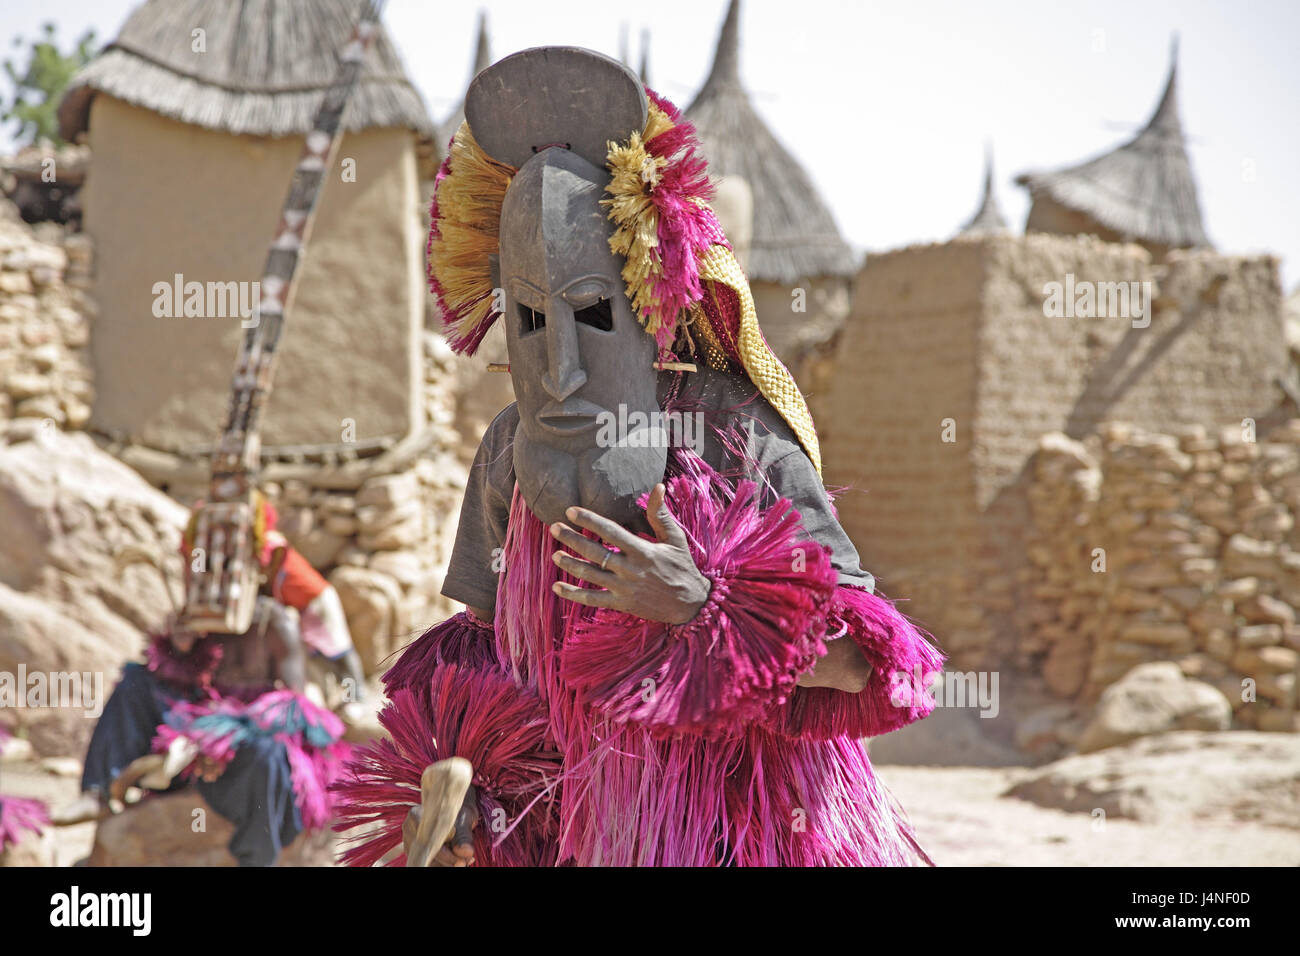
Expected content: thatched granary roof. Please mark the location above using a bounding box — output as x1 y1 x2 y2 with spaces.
58 0 434 141
685 0 857 285
959 148 1009 236
1015 40 1209 249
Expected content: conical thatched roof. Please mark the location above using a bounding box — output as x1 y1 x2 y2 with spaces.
685 0 857 285
959 147 1009 236
438 11 492 149
1015 39 1209 248
58 0 433 141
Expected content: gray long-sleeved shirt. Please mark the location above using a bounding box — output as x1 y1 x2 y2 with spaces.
440 366 874 612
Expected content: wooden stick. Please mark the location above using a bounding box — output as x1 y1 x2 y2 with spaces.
486 362 510 372
186 1 385 635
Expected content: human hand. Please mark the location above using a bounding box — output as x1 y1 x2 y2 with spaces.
795 637 874 693
403 785 478 867
549 484 710 625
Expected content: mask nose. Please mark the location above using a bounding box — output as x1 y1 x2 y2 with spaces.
540 302 587 400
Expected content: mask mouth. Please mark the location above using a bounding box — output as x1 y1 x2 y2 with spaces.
538 398 605 434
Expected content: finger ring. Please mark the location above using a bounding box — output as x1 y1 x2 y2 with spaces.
600 551 612 571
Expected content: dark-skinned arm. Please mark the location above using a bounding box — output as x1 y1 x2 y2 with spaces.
266 600 307 693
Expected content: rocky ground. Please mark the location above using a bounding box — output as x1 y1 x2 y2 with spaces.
873 708 1300 866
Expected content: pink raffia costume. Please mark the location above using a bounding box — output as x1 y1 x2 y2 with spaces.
0 724 49 856
333 48 944 867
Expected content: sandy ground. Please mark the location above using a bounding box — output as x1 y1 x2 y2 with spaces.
878 765 1300 866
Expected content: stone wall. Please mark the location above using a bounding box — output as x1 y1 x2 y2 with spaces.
0 209 94 428
270 453 465 675
1020 422 1300 733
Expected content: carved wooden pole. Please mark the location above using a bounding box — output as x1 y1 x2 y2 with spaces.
182 0 386 633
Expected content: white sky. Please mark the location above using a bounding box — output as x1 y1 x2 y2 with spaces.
3 0 1297 289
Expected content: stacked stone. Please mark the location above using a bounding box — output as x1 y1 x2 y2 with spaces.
1021 421 1300 733
1087 426 1206 696
422 329 459 438
0 209 94 429
259 446 468 675
1020 433 1103 698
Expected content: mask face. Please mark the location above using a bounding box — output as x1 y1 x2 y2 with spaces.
499 147 665 528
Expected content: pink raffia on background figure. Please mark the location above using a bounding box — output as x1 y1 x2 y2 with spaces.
0 725 50 854
0 794 48 854
144 631 223 692
151 689 350 831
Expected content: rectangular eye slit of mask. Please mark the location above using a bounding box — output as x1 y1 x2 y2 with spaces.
574 298 613 332
518 303 546 335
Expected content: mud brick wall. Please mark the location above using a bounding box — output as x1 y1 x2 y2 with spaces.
821 233 1286 673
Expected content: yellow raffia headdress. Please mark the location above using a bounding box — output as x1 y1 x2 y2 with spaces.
427 124 515 356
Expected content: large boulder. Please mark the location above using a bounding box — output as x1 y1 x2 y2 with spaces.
329 564 403 673
1007 730 1300 827
0 423 186 755
1076 661 1232 753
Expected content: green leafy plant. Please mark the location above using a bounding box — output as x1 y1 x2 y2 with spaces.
3 22 98 146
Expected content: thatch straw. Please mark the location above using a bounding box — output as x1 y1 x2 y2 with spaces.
59 0 433 141
1015 39 1209 249
685 0 858 285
